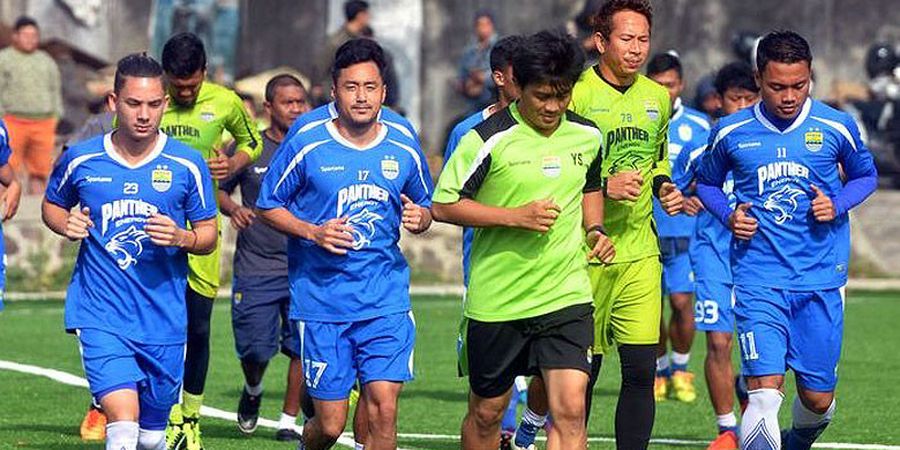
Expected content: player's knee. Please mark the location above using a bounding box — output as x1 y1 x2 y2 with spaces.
469 399 506 429
798 391 834 415
366 397 398 425
549 395 585 427
706 335 732 360
137 429 165 450
619 344 656 388
318 415 348 442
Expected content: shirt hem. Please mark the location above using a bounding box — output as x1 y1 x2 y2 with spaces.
291 306 411 324
464 298 593 323
67 324 186 346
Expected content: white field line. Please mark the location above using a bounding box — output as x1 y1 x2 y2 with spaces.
2 360 899 449
6 279 900 302
0 360 373 450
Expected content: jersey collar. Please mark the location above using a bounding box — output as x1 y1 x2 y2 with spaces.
671 97 684 122
103 131 167 169
753 98 811 135
325 119 388 151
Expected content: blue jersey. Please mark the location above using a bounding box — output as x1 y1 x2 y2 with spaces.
678 141 735 283
46 133 217 344
287 102 418 143
257 119 433 323
443 106 491 285
654 99 709 238
696 99 876 290
0 120 11 166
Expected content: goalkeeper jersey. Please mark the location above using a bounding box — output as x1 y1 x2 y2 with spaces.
159 81 262 297
570 67 671 263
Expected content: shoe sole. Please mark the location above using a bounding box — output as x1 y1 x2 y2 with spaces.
237 420 258 435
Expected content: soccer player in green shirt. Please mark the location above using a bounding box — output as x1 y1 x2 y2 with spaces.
159 32 262 450
573 1 682 447
434 30 615 450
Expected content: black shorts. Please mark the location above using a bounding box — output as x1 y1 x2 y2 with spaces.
466 303 594 398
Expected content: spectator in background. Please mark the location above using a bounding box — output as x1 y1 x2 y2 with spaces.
0 16 63 195
456 10 497 112
314 0 372 104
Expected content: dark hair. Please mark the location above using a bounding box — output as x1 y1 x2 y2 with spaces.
265 74 306 102
161 32 207 78
714 61 758 96
512 29 584 92
593 0 652 38
114 53 164 94
344 0 369 22
490 35 524 72
331 38 386 83
14 16 38 31
646 52 682 78
755 30 812 73
474 9 495 24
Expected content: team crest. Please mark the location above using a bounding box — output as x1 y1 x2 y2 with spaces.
678 123 693 142
644 100 660 121
805 129 823 152
152 165 172 192
200 106 216 122
381 156 400 180
541 156 561 178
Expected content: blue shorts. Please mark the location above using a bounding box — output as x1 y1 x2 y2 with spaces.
660 237 694 294
231 275 298 361
733 286 844 392
297 311 416 401
78 328 184 430
694 280 734 333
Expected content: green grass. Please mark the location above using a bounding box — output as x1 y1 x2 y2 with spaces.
0 291 898 449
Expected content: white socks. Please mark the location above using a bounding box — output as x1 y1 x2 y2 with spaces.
106 421 139 450
793 396 834 428
245 382 263 396
740 388 784 450
521 407 547 428
671 351 690 367
137 429 165 450
716 412 738 429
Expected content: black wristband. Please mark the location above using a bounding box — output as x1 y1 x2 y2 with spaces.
586 224 607 236
652 174 673 199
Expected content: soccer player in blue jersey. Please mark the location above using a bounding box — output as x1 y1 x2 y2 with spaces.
696 31 878 450
257 38 433 450
677 60 759 450
646 51 711 404
0 119 22 313
41 53 218 450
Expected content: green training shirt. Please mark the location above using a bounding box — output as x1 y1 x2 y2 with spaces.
570 67 672 263
434 102 603 322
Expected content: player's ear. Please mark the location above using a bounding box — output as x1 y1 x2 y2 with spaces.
593 32 606 54
107 92 117 113
491 69 504 88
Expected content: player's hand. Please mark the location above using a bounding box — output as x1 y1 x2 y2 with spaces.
206 149 231 180
229 206 256 230
312 217 355 255
728 203 758 240
2 179 21 221
513 198 561 233
401 194 431 234
659 182 684 215
683 196 704 216
586 229 616 264
146 214 192 247
810 184 836 222
606 170 642 201
65 206 93 241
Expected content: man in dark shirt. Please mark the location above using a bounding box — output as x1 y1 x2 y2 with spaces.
218 74 310 441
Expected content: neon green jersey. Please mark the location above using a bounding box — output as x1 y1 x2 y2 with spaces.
160 82 262 160
570 67 671 263
160 81 262 297
434 102 603 322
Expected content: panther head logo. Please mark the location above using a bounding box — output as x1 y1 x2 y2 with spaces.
763 185 806 224
346 208 384 250
104 225 150 270
608 154 644 175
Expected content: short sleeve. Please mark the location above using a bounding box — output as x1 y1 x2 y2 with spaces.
45 150 80 209
256 136 308 210
184 154 218 223
433 130 488 204
400 139 434 208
